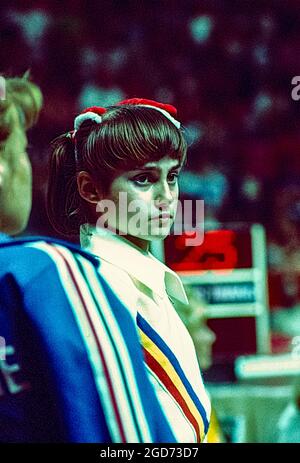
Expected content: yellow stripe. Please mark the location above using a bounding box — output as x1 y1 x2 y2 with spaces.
139 329 205 440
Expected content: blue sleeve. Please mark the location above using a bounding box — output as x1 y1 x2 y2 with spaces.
0 248 111 442
0 243 176 443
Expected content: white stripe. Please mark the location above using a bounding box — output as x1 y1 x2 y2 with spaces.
74 111 102 130
145 364 197 442
28 242 123 442
139 105 181 129
77 254 153 442
52 245 141 442
51 244 147 442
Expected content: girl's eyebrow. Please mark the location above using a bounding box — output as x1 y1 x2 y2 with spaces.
130 162 182 173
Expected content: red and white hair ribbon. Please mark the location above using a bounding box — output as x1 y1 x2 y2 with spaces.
74 98 180 132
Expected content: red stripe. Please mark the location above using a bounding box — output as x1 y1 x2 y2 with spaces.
52 245 127 443
144 348 201 443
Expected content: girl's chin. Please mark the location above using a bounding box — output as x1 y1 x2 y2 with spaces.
143 231 171 240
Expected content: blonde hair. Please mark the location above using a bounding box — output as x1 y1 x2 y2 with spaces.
0 73 43 155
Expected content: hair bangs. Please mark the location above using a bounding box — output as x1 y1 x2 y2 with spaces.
86 106 187 173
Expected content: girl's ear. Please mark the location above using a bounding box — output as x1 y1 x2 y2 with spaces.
77 170 102 204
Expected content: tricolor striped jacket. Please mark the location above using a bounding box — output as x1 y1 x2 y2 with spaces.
0 233 176 443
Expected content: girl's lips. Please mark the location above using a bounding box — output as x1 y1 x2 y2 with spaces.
150 213 172 220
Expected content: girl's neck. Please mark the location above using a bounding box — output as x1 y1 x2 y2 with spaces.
122 234 150 253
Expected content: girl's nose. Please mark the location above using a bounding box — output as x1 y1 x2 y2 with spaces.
155 181 174 206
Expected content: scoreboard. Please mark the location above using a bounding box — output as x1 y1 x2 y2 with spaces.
151 223 271 364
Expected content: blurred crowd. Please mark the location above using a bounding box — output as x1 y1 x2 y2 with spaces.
1 0 300 308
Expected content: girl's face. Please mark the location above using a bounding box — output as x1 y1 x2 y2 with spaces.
98 156 182 250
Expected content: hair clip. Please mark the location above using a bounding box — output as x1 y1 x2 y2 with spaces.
117 98 180 128
74 106 107 131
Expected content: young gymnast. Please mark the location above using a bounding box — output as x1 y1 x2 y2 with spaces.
47 98 211 442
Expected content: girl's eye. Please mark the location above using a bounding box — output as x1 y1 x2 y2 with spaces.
133 174 154 185
168 172 179 184
132 172 179 186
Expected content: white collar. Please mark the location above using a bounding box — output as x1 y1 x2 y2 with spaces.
80 224 188 305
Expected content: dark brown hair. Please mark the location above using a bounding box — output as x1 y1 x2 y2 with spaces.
47 104 187 237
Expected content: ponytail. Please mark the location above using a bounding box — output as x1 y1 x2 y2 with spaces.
47 134 86 237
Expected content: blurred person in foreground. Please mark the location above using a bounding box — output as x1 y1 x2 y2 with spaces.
0 75 176 442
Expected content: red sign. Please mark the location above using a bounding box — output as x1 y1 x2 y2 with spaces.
164 229 253 274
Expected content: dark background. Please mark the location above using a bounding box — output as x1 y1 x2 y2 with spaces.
2 0 300 320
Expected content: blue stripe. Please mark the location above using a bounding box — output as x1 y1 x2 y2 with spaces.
74 253 143 442
137 312 209 433
99 277 177 442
